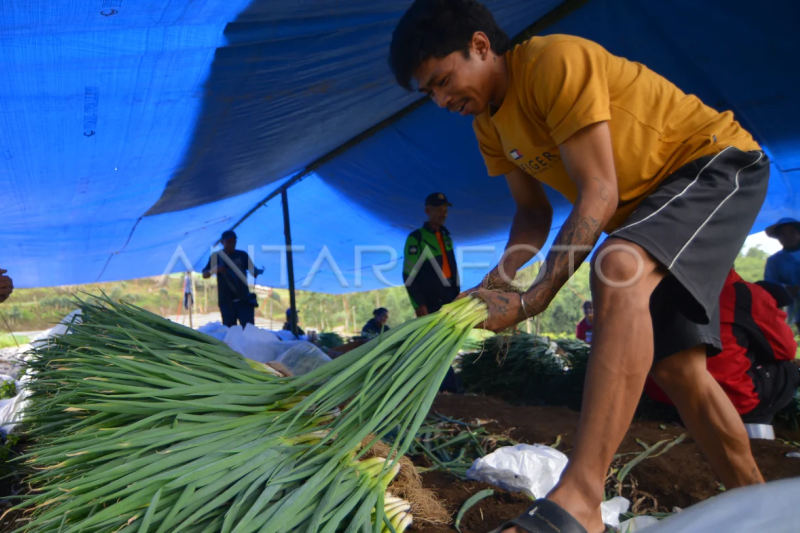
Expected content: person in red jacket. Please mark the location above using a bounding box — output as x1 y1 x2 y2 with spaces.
645 269 800 424
576 301 594 343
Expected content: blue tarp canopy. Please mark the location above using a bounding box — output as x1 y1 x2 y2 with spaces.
2 0 798 292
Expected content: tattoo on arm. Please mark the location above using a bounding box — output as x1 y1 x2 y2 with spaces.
518 178 610 320
494 294 512 318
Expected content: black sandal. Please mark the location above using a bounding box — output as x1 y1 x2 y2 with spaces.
490 499 588 533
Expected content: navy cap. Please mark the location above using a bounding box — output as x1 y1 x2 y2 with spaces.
221 230 237 241
425 192 452 207
755 280 793 308
765 218 800 238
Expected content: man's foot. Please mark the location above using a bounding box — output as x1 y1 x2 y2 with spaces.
498 494 604 533
546 491 605 533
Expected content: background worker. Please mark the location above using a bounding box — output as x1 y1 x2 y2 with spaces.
403 192 461 392
645 269 800 428
283 308 305 337
402 193 460 316
362 308 390 338
183 272 194 310
576 301 593 343
764 217 800 333
0 269 13 303
202 230 259 328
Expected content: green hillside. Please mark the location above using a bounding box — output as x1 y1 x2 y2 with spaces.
0 249 767 336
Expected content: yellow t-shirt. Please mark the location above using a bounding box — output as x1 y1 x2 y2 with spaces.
473 35 760 231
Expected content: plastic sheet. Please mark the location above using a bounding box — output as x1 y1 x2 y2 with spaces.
269 342 331 376
30 310 82 349
196 321 231 341
0 389 30 437
219 324 330 375
1 0 796 292
0 311 85 435
643 477 800 533
0 0 561 290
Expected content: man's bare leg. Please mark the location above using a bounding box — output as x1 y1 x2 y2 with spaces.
505 239 664 533
650 347 764 488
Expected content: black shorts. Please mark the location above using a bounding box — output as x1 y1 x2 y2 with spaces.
741 360 800 424
612 147 770 361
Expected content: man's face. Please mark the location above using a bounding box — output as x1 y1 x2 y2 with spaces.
222 237 237 254
425 205 448 227
777 225 800 249
584 304 593 321
377 312 389 325
413 34 496 117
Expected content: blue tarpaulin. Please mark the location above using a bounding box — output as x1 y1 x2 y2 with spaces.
1 0 797 292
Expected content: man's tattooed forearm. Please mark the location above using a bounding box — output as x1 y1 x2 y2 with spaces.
520 209 604 318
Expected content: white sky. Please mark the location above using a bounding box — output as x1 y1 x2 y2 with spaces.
742 231 781 254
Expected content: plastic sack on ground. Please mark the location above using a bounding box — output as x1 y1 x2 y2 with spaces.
466 444 630 528
196 321 229 341
468 444 567 498
601 497 631 529
642 476 800 533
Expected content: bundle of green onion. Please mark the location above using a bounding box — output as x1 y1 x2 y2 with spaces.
315 332 345 350
459 333 589 409
11 295 486 533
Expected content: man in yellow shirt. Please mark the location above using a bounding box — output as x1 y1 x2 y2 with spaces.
391 1 769 532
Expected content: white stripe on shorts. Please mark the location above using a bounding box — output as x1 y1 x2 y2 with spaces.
611 147 733 235
667 151 764 269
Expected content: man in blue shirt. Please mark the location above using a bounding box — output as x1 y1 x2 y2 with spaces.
764 217 800 332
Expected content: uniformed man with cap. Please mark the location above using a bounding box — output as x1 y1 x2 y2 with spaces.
764 217 800 332
402 193 460 317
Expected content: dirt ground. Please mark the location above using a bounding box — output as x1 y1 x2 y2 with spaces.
411 394 800 532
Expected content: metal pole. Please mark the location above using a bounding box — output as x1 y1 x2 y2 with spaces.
189 274 196 329
282 189 298 338
269 295 274 329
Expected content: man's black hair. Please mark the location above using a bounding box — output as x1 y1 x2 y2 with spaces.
373 307 389 317
389 0 510 91
582 300 593 311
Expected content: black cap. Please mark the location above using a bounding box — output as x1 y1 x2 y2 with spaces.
221 230 237 241
755 280 794 308
425 192 452 207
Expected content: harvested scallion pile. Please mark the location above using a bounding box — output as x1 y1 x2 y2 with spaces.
459 333 589 409
10 294 486 532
